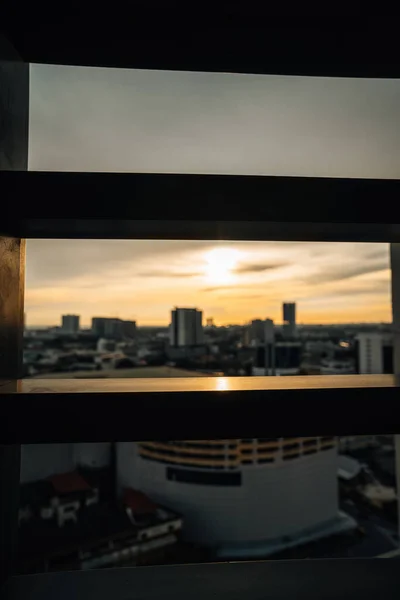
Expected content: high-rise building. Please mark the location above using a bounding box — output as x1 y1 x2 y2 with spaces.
118 436 354 558
61 314 80 334
356 333 393 374
170 308 203 347
282 302 297 338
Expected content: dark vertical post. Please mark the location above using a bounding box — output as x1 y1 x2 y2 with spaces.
390 244 400 545
0 35 29 587
0 237 26 381
111 442 119 504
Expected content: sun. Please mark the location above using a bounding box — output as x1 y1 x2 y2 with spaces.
204 247 241 283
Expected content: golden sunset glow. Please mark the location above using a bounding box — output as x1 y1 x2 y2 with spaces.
24 240 392 328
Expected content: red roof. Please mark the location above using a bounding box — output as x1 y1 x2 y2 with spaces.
123 488 157 515
48 471 91 495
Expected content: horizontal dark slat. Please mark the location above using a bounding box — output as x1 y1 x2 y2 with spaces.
3 21 398 78
2 173 400 240
4 559 400 600
0 376 398 443
11 219 400 243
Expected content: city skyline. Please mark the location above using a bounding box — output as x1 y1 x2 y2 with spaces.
25 240 391 327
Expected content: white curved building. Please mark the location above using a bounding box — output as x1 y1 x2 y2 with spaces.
118 436 354 557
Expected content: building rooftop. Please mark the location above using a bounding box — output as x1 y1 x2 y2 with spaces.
337 455 362 481
48 471 92 495
123 489 157 516
17 502 134 569
17 489 181 573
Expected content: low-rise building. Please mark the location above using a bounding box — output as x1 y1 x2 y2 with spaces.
320 359 356 375
252 341 302 376
18 447 182 574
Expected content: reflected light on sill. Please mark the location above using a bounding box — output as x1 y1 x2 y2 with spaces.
216 377 230 392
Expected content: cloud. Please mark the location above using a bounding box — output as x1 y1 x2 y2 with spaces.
234 262 287 274
25 239 208 287
202 306 227 315
201 283 264 293
137 270 202 278
305 261 389 285
323 280 391 297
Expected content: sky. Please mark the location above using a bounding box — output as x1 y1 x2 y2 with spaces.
25 240 391 327
26 65 400 326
